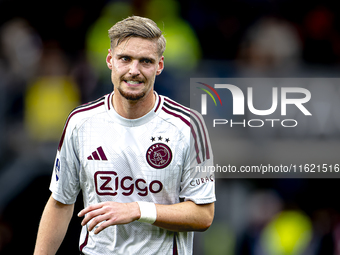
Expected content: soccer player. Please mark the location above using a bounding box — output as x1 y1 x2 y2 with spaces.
34 16 215 255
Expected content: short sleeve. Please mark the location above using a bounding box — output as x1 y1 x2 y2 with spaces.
49 121 81 204
179 110 216 204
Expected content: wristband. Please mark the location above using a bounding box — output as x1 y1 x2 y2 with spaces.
136 201 157 224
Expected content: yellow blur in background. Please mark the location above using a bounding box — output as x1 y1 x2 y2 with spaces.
25 76 80 141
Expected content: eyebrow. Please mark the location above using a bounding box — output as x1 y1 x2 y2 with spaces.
116 53 156 63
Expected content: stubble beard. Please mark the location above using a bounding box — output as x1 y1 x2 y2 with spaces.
117 86 146 101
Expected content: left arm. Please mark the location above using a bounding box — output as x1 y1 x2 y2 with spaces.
78 200 214 234
154 201 214 232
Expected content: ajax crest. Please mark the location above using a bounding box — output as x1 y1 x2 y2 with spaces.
146 143 172 169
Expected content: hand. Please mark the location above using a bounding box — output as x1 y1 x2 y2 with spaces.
78 201 140 234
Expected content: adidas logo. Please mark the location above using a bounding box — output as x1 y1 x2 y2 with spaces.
87 146 108 161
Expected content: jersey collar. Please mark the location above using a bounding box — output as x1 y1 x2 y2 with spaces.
105 91 162 127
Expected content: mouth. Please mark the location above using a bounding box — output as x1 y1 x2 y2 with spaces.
124 80 144 87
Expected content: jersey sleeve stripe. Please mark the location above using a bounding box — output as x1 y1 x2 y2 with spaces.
107 92 112 110
154 94 162 112
162 106 202 164
163 98 211 161
72 95 105 112
79 229 89 254
164 98 190 113
163 102 206 161
189 110 210 160
173 232 178 255
58 100 105 151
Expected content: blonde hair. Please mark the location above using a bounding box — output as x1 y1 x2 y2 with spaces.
108 16 166 57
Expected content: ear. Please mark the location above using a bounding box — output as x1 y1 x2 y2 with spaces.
156 56 164 75
106 49 113 70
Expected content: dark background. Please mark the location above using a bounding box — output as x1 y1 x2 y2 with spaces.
0 0 340 254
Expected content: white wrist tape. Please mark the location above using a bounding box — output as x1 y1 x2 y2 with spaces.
137 201 157 224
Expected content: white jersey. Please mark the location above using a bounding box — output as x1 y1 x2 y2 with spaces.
50 92 215 255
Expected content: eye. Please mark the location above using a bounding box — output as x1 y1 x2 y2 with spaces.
120 56 130 62
141 58 152 64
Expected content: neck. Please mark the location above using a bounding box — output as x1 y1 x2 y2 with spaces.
112 90 156 119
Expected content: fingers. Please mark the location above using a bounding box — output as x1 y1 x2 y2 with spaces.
93 220 112 234
87 214 108 233
88 212 117 234
78 203 115 235
77 202 137 235
78 203 107 227
78 203 103 217
80 207 104 227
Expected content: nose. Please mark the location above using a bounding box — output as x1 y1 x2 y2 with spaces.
129 60 141 77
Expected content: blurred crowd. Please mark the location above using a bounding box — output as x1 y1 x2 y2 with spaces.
0 0 340 254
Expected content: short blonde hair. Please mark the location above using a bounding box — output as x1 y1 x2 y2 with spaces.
108 16 166 57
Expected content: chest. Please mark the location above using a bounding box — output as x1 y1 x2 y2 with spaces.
76 120 186 198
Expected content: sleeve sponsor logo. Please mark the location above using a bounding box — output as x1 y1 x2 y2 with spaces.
190 175 214 187
55 158 61 181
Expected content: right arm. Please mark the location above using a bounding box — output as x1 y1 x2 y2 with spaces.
34 195 74 255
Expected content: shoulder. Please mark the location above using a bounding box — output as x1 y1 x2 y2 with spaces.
158 96 190 130
159 95 206 131
68 95 107 123
158 95 208 143
58 94 108 151
158 95 212 164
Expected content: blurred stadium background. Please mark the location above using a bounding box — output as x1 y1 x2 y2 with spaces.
0 0 340 254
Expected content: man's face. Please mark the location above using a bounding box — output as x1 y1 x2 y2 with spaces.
106 37 164 101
